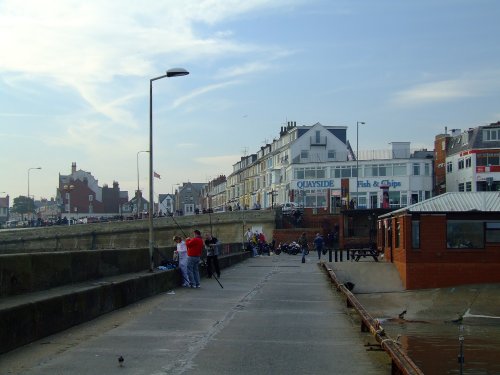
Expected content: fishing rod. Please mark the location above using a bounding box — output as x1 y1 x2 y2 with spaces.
170 213 188 237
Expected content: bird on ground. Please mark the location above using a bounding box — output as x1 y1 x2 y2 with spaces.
118 356 124 367
398 310 407 319
345 282 355 291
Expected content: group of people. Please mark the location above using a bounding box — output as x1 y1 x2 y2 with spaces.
245 228 273 257
171 227 337 286
173 229 221 289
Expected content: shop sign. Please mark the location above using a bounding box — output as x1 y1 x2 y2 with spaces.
295 180 335 189
357 179 402 188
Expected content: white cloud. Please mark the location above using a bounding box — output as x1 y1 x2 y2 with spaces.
391 79 478 106
391 72 500 107
171 80 242 108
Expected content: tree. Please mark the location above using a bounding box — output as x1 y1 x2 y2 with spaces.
11 196 35 218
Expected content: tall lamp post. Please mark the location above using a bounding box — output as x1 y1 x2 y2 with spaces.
149 68 189 271
27 167 42 219
136 150 149 217
356 121 365 209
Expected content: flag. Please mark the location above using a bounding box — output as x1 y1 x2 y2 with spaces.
154 171 161 179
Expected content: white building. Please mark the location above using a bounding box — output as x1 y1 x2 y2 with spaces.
226 122 434 211
444 122 500 192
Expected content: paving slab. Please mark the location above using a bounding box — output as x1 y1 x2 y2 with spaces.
0 254 390 375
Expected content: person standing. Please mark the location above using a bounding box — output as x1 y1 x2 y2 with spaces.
173 235 190 287
204 232 221 279
251 232 259 257
185 229 204 288
313 233 325 261
298 232 308 263
245 228 253 251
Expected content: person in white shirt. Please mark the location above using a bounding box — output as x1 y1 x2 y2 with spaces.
173 235 190 287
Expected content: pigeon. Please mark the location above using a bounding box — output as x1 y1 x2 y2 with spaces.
345 282 355 291
398 310 407 319
118 356 124 367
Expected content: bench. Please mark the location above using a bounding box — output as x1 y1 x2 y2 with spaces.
350 248 379 262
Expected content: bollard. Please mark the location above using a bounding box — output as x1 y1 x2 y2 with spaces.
329 248 332 262
334 249 338 262
347 249 350 261
340 249 343 262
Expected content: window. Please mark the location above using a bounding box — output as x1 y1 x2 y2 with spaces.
465 157 471 168
315 131 321 143
295 167 326 179
393 164 406 176
368 164 388 177
446 161 453 173
486 222 500 243
447 220 484 249
301 150 309 159
458 183 465 192
477 153 500 166
484 128 499 141
333 166 351 178
412 220 420 249
328 150 336 159
466 182 472 191
413 163 420 175
296 169 305 179
305 168 316 179
458 159 464 169
424 163 430 176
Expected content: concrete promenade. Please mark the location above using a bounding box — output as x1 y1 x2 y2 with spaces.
1 254 389 375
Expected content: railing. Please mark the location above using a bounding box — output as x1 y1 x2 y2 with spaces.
322 263 424 375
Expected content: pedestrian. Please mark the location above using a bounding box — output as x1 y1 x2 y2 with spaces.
258 232 267 255
313 233 325 261
251 232 259 257
185 229 204 288
245 228 253 251
298 232 308 263
204 232 221 279
173 235 190 287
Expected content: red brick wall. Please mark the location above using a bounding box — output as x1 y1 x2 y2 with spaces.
380 213 500 289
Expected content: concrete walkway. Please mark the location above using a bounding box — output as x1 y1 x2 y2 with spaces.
1 254 390 375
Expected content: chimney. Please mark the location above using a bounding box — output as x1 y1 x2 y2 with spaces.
71 162 76 174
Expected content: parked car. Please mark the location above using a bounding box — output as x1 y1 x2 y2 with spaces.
281 202 301 213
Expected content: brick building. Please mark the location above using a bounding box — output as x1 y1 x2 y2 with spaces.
0 195 9 224
57 163 128 219
377 192 500 289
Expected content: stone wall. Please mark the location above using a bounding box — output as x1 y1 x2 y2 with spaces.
0 210 277 253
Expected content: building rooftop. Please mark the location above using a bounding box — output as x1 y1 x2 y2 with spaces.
380 192 500 218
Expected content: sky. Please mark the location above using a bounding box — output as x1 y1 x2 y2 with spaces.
1 0 500 202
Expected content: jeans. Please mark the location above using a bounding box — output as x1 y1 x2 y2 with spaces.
187 256 201 287
252 245 259 257
316 247 323 260
301 247 308 262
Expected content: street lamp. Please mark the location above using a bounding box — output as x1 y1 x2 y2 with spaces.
137 150 149 217
149 68 189 271
356 121 365 209
63 184 74 226
28 167 42 219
